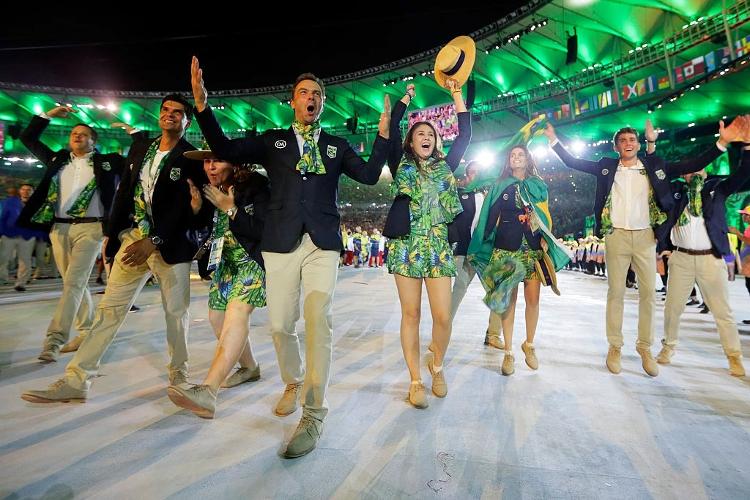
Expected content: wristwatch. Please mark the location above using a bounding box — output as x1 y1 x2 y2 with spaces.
150 235 163 246
226 206 238 218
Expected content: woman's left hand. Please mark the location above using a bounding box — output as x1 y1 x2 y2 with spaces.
203 184 235 212
540 238 549 252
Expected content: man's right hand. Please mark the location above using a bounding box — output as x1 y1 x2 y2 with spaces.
543 123 557 143
46 106 77 119
191 56 208 113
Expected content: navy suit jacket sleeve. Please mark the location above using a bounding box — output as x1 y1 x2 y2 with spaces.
195 106 267 165
19 116 56 165
341 135 389 185
717 148 750 197
445 112 472 172
387 100 407 177
551 142 602 175
655 144 724 177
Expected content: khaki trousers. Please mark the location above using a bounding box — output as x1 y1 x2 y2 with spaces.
604 228 656 348
262 234 339 420
0 235 35 286
450 255 501 333
44 222 102 348
65 228 191 390
663 250 741 356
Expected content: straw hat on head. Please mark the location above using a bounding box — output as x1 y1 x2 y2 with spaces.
738 205 750 215
434 35 476 89
183 149 217 160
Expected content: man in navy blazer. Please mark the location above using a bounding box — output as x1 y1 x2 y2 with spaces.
22 94 212 404
546 118 745 376
18 107 144 361
191 56 391 458
654 118 750 376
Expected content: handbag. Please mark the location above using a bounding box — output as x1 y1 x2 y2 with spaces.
383 194 411 238
534 249 560 296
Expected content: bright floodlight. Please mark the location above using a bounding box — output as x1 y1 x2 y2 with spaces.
571 140 586 154
533 145 548 158
476 150 495 167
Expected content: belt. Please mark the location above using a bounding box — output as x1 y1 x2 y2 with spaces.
674 246 714 256
53 217 103 225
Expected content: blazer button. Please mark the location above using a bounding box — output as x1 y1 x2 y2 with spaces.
302 176 308 181
301 199 306 203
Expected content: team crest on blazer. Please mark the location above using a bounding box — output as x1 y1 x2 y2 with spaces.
327 145 337 158
102 161 112 171
243 203 254 215
655 169 666 180
169 167 181 181
601 168 609 176
274 140 286 149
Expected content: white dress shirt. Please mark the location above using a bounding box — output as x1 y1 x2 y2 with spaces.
56 151 103 218
671 211 712 251
610 160 651 230
139 149 170 215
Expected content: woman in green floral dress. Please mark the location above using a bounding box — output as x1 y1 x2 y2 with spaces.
167 151 269 418
386 80 471 409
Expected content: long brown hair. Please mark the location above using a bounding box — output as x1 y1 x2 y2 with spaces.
499 144 540 179
402 121 445 169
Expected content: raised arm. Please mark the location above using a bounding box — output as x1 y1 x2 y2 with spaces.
342 94 391 185
444 78 471 171
191 56 266 165
19 107 75 164
544 123 601 175
660 116 748 177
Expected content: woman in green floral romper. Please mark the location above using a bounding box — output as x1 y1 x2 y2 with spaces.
386 80 471 409
168 153 269 419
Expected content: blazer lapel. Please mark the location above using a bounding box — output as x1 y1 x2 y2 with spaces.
284 127 301 169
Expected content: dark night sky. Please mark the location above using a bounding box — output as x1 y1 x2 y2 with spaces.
0 6 526 91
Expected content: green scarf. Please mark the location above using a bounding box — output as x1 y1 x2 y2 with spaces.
292 120 326 175
678 175 705 226
31 155 98 224
467 175 569 275
133 138 171 237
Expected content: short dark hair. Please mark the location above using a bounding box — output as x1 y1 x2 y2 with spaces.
70 123 98 142
19 183 34 190
292 73 325 99
161 93 194 121
613 127 638 144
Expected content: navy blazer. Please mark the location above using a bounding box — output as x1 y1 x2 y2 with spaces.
448 189 480 256
105 134 211 264
484 183 543 251
196 106 389 253
655 149 750 256
552 141 724 237
17 116 142 234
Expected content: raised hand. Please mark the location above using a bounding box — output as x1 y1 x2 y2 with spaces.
718 115 750 146
543 123 557 143
46 106 77 119
191 56 208 113
111 122 136 134
203 183 235 212
187 178 203 215
644 119 658 142
378 94 391 139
